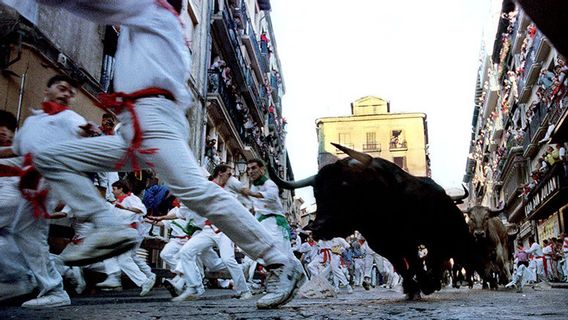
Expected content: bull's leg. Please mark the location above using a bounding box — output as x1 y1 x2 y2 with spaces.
392 260 420 300
495 244 512 285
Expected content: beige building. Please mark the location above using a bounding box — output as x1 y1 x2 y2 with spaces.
316 96 430 177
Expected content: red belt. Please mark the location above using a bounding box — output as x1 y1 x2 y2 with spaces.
0 154 51 219
320 248 332 264
96 88 175 171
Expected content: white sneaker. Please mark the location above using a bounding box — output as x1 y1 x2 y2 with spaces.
347 285 354 294
256 257 306 309
163 279 181 297
171 286 205 302
60 226 138 266
96 273 122 291
505 281 516 289
238 291 254 299
140 274 156 296
21 291 70 309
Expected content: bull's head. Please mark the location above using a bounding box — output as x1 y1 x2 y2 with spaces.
464 205 504 240
269 143 375 240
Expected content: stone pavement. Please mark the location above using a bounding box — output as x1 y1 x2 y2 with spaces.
1 285 567 320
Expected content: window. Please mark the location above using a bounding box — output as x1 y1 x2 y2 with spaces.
390 129 407 150
180 0 200 53
338 132 351 145
363 132 379 151
337 133 353 153
393 156 407 171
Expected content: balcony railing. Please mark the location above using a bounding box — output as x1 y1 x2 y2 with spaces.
390 141 408 150
523 101 547 154
207 70 247 142
221 8 267 125
362 143 381 152
239 1 268 73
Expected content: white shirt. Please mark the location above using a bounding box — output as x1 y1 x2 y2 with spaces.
225 176 251 209
525 242 544 257
12 109 86 155
163 218 189 238
299 241 319 262
251 179 284 218
37 0 193 110
176 204 207 229
113 193 146 225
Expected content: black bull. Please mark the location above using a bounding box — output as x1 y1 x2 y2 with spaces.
270 143 480 299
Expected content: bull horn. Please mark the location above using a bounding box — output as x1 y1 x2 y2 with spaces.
489 204 505 216
450 184 469 203
331 142 372 166
268 165 315 190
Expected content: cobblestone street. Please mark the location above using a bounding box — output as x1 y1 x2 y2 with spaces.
2 284 567 320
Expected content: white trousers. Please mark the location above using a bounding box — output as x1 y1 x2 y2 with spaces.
259 216 291 256
353 258 365 286
34 98 286 266
178 228 248 293
320 254 349 287
160 239 185 272
12 194 64 297
529 258 545 281
0 170 34 286
104 240 153 287
364 251 385 278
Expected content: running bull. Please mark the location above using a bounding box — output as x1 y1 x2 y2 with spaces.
270 143 479 299
465 205 512 289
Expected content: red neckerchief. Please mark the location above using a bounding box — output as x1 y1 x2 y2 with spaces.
358 239 365 245
41 101 68 115
116 192 131 204
308 240 316 246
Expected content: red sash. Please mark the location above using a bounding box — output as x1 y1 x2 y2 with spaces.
320 248 332 264
96 88 174 170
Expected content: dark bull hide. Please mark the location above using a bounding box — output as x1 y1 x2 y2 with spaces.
270 143 480 299
465 206 512 289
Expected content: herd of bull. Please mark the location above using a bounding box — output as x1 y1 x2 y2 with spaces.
271 143 515 300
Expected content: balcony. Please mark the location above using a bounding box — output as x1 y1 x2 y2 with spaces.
522 102 548 158
211 8 265 125
362 143 381 152
389 141 408 151
206 70 248 149
239 2 268 79
270 73 279 100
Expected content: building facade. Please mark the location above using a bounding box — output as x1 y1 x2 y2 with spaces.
316 96 431 177
0 0 299 263
463 0 568 245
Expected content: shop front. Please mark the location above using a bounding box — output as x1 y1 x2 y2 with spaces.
524 163 568 243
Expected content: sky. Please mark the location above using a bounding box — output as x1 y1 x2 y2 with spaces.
269 0 495 205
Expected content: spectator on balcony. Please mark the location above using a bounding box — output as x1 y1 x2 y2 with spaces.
211 56 226 71
205 139 220 164
545 145 560 166
538 68 556 92
536 156 548 174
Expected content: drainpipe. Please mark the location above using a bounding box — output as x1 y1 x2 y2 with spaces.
15 68 27 126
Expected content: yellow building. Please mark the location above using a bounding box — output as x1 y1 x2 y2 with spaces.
316 96 430 177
